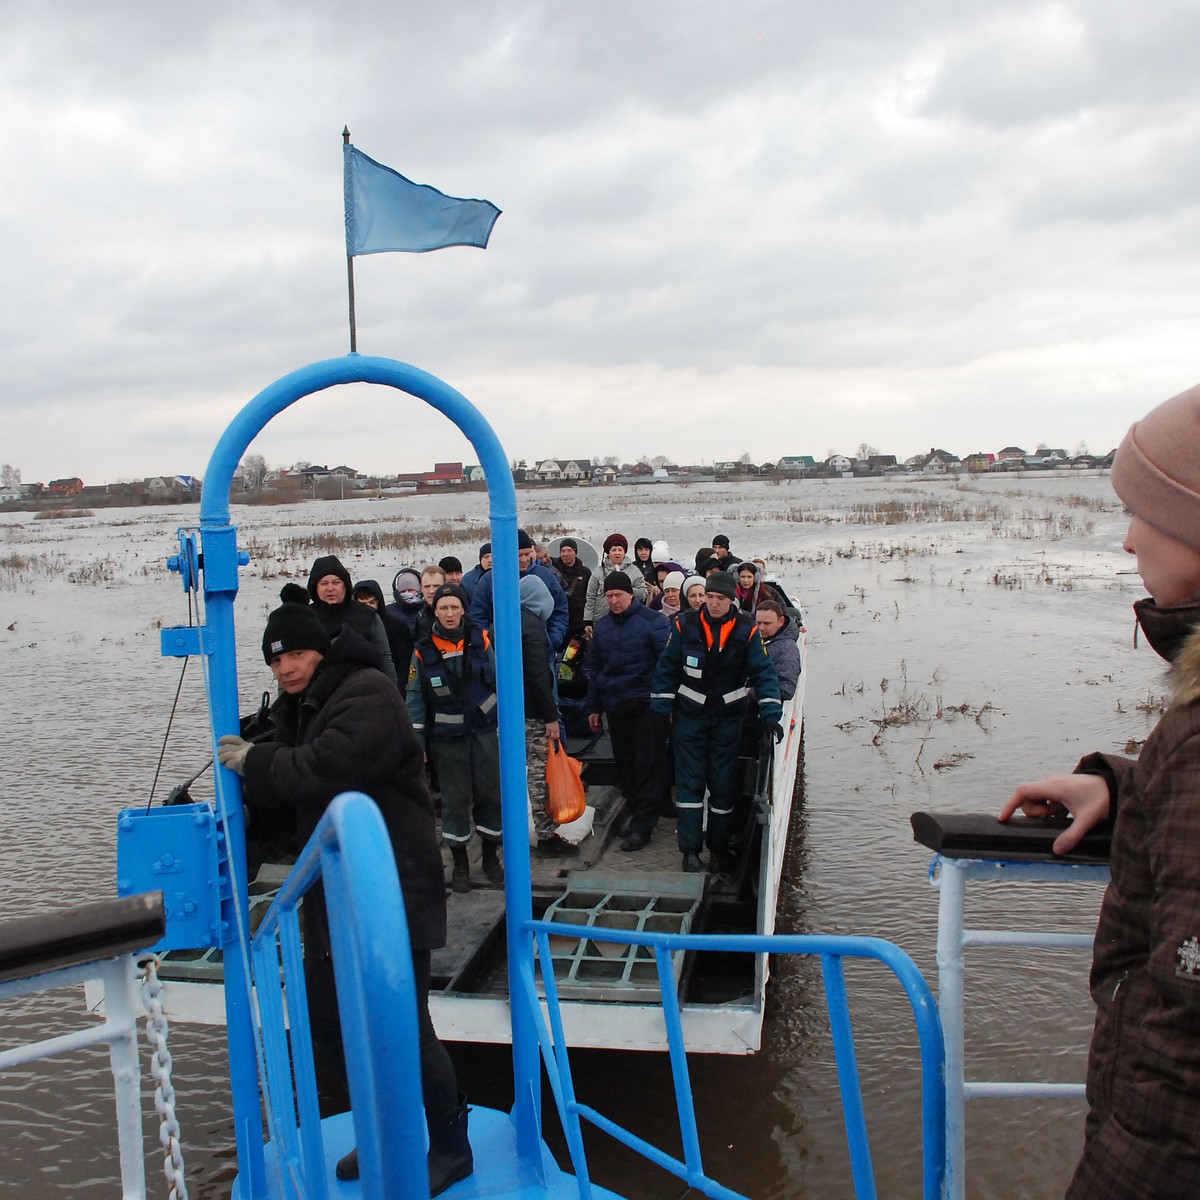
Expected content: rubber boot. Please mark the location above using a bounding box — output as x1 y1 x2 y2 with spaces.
336 1097 474 1187
428 1096 474 1196
335 1147 359 1181
481 839 504 884
450 846 472 894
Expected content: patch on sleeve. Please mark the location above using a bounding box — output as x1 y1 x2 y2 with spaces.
1175 936 1200 981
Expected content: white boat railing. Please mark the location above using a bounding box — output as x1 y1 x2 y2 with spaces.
0 893 166 1200
931 855 1110 1200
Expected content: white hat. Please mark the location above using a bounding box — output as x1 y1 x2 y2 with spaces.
662 571 685 591
651 539 670 561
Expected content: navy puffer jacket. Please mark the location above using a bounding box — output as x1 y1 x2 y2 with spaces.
586 600 670 714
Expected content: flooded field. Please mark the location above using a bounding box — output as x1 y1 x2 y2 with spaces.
0 472 1158 1197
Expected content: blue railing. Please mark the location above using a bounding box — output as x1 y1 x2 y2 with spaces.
249 792 430 1200
247 794 945 1200
519 923 946 1200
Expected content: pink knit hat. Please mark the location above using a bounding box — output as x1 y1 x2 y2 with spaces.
1112 382 1200 550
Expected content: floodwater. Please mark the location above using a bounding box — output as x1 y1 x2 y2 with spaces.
0 473 1158 1198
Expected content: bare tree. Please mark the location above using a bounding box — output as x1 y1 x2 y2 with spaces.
1074 440 1090 458
856 443 879 460
738 451 751 464
651 455 669 469
0 463 21 489
241 453 267 489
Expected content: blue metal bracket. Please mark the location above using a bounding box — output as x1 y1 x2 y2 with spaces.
116 803 225 952
160 625 210 659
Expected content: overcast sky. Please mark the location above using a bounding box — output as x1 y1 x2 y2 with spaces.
3 1 1199 483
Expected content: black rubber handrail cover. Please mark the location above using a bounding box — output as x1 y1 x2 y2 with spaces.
0 891 165 984
910 812 1111 864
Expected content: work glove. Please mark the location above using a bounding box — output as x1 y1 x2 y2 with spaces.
217 734 252 776
766 722 784 744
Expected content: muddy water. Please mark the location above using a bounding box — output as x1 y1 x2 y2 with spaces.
0 474 1158 1197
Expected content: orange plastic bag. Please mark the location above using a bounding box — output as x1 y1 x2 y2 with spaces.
545 738 586 824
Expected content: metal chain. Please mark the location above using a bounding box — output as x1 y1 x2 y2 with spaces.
141 957 189 1200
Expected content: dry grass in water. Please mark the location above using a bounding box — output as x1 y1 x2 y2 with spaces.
0 551 71 589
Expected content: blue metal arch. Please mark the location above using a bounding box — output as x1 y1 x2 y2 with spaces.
198 354 542 1191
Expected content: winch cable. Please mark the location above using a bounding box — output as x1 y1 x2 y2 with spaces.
146 657 191 814
145 572 199 813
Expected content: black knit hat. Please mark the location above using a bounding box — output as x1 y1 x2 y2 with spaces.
517 528 534 549
431 582 471 610
262 603 331 663
438 555 463 574
603 570 635 595
712 534 731 550
307 554 352 601
705 572 737 599
560 537 578 552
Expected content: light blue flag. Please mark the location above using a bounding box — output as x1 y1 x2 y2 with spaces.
343 145 501 256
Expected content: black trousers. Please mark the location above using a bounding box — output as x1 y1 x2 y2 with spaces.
305 900 459 1122
607 700 669 838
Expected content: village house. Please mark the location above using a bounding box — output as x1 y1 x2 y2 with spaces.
532 458 593 482
396 462 464 487
777 455 818 474
918 448 960 475
961 452 995 473
47 477 84 495
1022 448 1070 469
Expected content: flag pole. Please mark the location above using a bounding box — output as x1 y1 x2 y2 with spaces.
343 126 358 353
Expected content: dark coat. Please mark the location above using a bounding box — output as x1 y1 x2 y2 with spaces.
587 601 670 715
1065 601 1200 1199
306 557 397 684
351 579 413 683
460 563 489 600
521 608 559 724
471 562 570 651
552 555 592 638
242 627 446 950
650 606 782 725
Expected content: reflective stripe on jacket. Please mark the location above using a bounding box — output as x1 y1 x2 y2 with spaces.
409 623 498 738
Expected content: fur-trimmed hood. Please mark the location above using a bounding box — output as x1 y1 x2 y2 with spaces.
1134 598 1200 704
1171 626 1200 706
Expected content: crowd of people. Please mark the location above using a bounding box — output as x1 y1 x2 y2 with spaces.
213 525 804 1191
250 528 805 884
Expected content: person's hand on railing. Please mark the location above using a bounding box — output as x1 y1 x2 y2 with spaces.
217 734 252 776
997 772 1111 855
